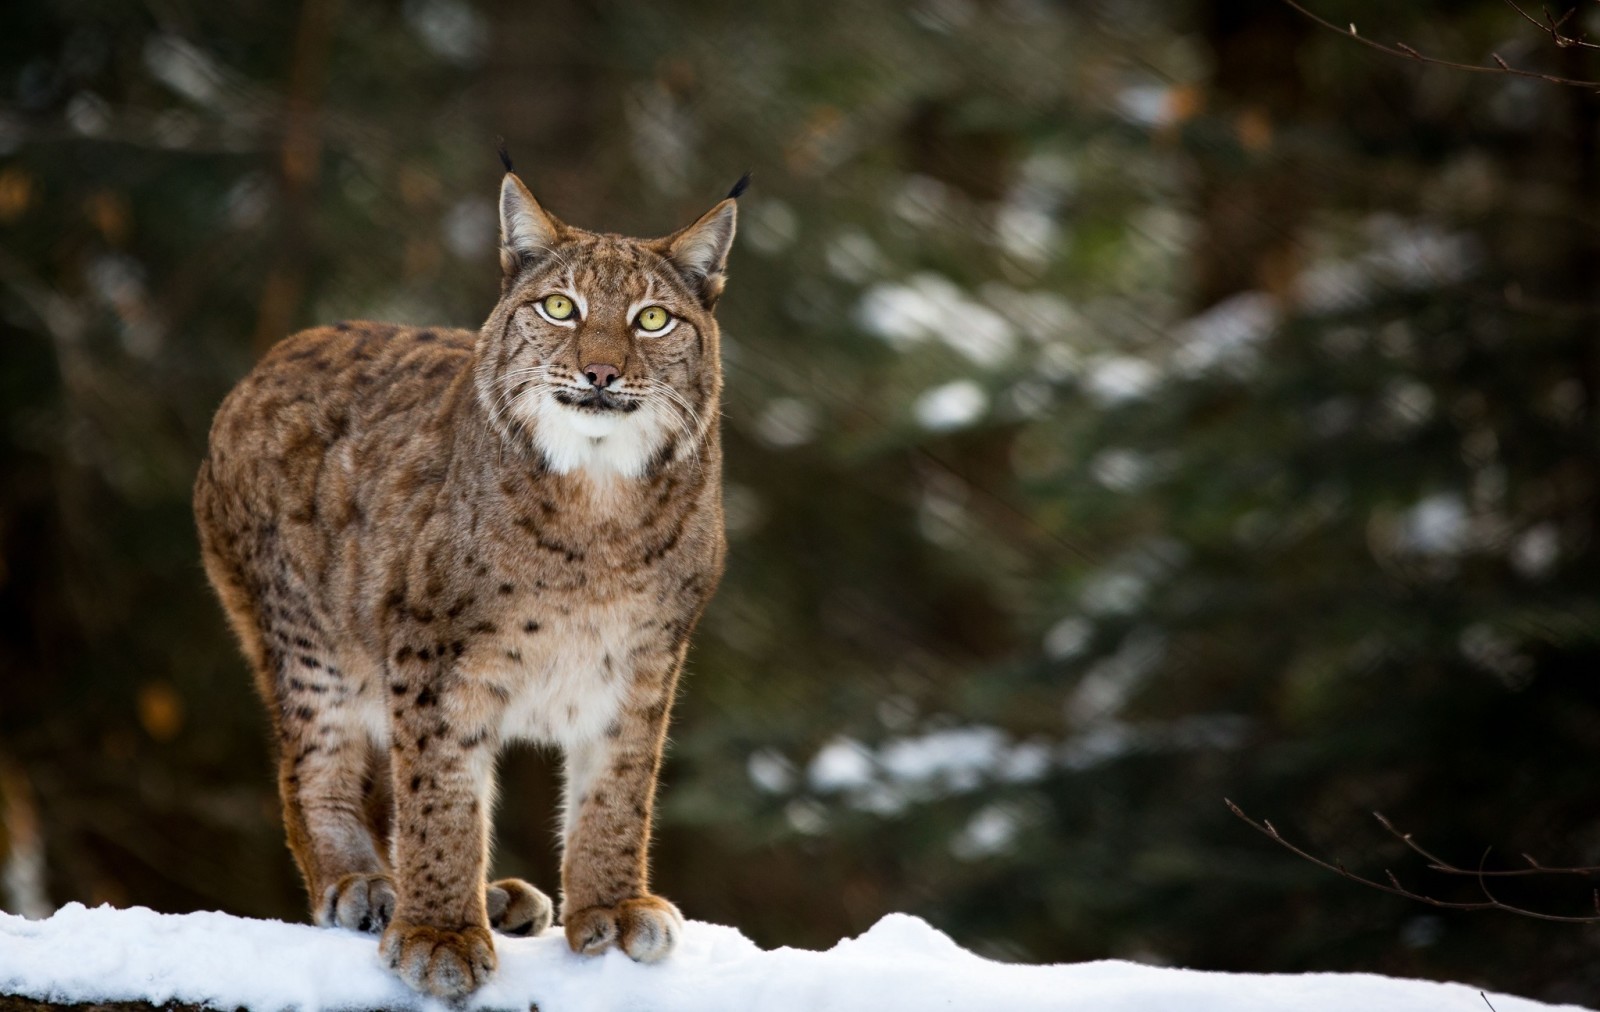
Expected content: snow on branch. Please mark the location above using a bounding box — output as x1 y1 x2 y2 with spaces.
1228 799 1600 923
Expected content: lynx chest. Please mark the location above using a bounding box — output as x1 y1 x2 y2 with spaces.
457 587 664 748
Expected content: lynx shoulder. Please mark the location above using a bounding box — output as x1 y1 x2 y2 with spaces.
194 165 740 999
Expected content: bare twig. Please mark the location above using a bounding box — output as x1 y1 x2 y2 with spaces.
1278 0 1600 90
1226 799 1600 923
1372 811 1600 878
1501 1 1600 51
1369 813 1600 877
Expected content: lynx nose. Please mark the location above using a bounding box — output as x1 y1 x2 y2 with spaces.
584 363 620 389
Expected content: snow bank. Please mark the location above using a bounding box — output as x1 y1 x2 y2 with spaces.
0 903 1588 1012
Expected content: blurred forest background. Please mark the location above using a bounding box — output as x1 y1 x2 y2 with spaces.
2 0 1599 1003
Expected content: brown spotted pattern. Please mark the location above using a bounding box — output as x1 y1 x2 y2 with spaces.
194 170 736 999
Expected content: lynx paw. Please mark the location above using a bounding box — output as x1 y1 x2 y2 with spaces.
564 895 683 963
379 921 496 999
487 877 554 937
319 872 396 934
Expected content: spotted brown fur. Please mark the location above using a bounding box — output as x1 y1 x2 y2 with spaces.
194 167 739 1000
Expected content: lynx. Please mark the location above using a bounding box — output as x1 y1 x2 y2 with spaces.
193 154 741 998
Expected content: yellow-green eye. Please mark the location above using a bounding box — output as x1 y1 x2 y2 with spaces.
541 294 575 321
637 306 670 332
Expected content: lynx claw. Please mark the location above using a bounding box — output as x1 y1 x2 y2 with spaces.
564 895 683 963
320 872 396 934
487 877 554 937
379 921 496 999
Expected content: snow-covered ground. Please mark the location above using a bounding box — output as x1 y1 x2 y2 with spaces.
0 903 1588 1012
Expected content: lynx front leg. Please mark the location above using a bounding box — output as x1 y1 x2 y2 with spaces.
560 676 683 963
378 671 499 999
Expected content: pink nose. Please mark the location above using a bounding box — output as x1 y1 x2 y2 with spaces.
584 363 620 389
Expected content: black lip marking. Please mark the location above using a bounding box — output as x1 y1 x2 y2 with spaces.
552 389 642 413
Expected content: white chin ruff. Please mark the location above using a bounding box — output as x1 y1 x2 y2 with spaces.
518 391 667 478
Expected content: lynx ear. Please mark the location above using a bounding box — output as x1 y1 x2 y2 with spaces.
664 196 738 307
499 173 563 277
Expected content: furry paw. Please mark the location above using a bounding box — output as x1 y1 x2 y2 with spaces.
564 895 683 963
379 921 496 999
319 872 396 934
487 877 554 937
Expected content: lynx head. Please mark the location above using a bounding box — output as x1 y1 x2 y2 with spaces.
476 164 744 478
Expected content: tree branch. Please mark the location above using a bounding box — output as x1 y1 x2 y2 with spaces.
1226 799 1600 923
0 998 214 1012
1371 811 1600 878
1278 0 1600 90
1500 1 1600 52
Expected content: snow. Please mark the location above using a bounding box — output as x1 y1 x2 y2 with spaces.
1171 291 1276 378
1115 84 1175 128
913 379 988 431
795 708 1253 828
753 397 819 448
1395 492 1470 555
1043 615 1093 660
805 726 1056 815
0 903 1589 1012
857 272 1018 366
1083 356 1159 405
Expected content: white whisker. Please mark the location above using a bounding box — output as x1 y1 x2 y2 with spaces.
635 378 708 467
486 365 550 434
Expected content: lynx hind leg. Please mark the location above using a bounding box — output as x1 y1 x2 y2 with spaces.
487 878 554 937
264 634 389 925
322 872 396 933
306 739 397 932
279 725 389 926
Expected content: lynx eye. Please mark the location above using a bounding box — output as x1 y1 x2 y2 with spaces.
636 306 671 332
540 294 575 321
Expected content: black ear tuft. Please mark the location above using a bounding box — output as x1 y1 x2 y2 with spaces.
497 137 515 174
726 171 752 200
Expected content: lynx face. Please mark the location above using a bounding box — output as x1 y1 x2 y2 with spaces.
478 177 732 478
